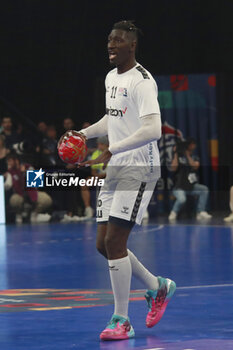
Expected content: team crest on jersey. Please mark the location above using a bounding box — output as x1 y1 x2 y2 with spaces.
118 87 128 97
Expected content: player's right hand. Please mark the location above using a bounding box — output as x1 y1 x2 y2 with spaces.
57 130 87 149
79 149 112 169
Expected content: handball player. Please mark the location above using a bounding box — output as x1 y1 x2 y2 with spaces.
59 20 176 341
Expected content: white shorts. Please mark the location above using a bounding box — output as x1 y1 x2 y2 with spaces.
96 177 157 225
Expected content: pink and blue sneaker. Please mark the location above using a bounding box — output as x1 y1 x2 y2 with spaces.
100 314 135 341
145 276 176 328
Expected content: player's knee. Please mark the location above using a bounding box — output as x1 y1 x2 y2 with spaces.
104 235 125 257
104 235 117 254
104 234 112 250
96 241 107 258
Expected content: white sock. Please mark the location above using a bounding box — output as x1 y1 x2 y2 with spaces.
128 249 159 290
108 256 132 318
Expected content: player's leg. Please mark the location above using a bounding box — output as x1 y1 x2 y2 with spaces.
99 179 146 340
100 218 134 340
100 180 159 340
97 222 159 289
96 222 108 258
105 219 133 312
97 186 134 340
105 180 151 321
127 250 159 289
99 180 175 338
97 223 159 290
96 185 113 258
129 182 176 328
126 182 159 290
97 222 174 330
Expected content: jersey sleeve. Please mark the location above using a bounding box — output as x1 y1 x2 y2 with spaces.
133 79 160 118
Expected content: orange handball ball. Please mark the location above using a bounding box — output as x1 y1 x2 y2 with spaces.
58 135 87 164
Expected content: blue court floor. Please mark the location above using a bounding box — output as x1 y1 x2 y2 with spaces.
0 221 233 350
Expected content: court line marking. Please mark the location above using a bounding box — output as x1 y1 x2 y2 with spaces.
134 225 164 233
178 283 233 290
141 221 233 229
135 283 233 292
167 223 233 229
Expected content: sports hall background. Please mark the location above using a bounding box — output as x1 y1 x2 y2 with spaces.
1 0 233 210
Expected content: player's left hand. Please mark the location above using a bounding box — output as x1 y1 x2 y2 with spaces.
79 149 112 169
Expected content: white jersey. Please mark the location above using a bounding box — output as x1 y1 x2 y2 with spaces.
105 63 161 182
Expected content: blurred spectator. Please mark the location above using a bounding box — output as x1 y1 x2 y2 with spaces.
37 121 48 136
42 125 61 166
4 153 52 224
168 138 212 221
16 123 31 142
224 186 233 222
91 136 109 178
0 135 10 174
14 122 35 157
0 116 20 149
63 117 75 131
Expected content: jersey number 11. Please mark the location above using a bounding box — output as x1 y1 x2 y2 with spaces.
111 86 117 99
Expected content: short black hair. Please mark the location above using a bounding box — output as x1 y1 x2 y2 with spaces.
186 137 196 146
112 20 142 41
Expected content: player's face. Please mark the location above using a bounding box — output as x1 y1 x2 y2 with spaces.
47 128 57 139
107 29 136 67
38 122 47 133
